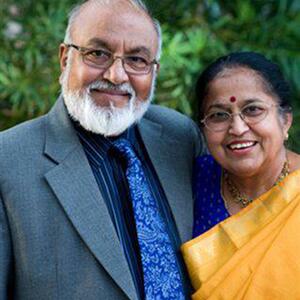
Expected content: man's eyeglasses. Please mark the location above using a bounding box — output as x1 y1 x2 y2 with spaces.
65 44 158 75
201 103 279 132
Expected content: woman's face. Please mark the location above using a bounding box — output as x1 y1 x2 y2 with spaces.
202 67 292 177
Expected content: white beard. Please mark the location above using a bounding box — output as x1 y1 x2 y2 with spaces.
61 58 156 136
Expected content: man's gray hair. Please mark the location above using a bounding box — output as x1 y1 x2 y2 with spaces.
63 0 162 60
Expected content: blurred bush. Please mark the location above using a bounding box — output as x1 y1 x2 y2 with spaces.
1 0 300 150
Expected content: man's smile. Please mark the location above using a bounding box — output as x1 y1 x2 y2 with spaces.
90 88 131 107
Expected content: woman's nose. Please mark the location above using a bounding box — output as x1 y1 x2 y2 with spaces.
228 113 250 136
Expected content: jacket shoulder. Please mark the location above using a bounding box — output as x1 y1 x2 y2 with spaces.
145 104 196 131
0 115 47 156
144 104 205 156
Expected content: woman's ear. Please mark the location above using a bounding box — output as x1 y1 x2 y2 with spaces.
283 112 293 140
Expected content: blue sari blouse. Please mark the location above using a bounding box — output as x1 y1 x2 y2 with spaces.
192 155 230 238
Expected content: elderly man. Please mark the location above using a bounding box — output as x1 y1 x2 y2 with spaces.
0 0 203 299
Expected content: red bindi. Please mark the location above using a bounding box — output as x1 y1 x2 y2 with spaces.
230 96 236 103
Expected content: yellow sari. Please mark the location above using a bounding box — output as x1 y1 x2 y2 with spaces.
181 170 300 299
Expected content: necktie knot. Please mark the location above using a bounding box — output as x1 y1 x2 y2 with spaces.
111 138 139 167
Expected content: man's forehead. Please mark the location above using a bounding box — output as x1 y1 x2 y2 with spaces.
80 0 141 10
71 0 158 53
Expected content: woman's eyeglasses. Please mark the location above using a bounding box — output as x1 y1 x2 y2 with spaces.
201 103 279 132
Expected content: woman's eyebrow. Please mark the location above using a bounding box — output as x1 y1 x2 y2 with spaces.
207 98 265 110
206 103 231 111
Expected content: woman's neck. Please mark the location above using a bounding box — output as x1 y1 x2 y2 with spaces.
223 150 289 214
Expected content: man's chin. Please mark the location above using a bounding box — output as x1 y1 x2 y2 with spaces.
63 91 150 136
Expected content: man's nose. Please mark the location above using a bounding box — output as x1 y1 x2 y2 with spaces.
102 58 129 85
228 113 250 136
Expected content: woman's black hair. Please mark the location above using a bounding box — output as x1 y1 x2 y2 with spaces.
196 51 292 121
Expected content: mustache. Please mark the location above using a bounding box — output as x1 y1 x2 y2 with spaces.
87 80 136 96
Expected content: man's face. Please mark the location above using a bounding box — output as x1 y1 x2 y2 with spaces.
59 0 159 136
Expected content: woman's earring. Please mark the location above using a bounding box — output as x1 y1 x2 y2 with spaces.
285 133 289 141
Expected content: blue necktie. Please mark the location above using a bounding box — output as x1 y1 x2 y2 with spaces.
112 138 185 300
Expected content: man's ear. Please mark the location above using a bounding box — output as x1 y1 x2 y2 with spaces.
59 43 69 72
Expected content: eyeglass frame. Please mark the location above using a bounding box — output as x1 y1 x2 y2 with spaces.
65 43 159 75
200 103 281 132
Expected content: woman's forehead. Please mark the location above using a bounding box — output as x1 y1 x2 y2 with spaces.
202 68 279 110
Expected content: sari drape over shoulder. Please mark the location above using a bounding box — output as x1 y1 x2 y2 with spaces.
182 169 300 299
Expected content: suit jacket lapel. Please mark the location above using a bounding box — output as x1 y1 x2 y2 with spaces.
43 98 137 300
138 118 193 243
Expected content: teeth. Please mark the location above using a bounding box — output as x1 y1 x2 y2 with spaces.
229 142 255 150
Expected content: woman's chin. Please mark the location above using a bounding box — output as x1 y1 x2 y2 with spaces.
223 161 261 178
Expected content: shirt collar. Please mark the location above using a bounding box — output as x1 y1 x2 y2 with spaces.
73 120 138 153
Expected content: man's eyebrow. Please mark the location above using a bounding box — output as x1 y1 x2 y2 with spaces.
127 47 152 58
85 39 152 57
86 38 110 49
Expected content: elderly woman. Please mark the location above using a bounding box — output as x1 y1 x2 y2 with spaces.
181 52 300 299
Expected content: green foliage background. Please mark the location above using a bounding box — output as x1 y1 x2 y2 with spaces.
1 0 300 150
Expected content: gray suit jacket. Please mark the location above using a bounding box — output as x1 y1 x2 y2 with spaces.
0 97 203 299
